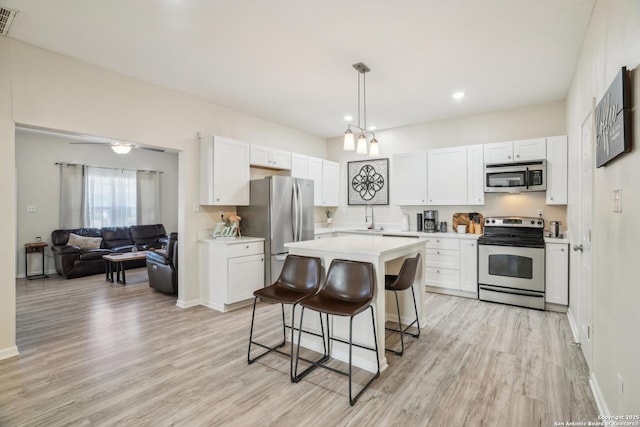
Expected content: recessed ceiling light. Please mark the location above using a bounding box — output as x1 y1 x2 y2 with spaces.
344 115 353 121
453 91 465 100
368 125 377 131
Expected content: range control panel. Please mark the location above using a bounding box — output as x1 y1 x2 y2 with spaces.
484 216 544 229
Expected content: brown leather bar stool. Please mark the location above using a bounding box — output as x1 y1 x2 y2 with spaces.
385 253 421 356
293 259 380 406
248 254 323 382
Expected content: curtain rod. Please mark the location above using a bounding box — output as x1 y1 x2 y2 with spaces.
55 162 163 174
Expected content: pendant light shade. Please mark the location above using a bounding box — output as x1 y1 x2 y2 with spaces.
111 143 132 155
342 62 380 156
343 129 355 151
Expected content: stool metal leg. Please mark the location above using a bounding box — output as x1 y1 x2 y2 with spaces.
348 305 380 406
247 298 287 365
293 307 329 383
385 287 420 356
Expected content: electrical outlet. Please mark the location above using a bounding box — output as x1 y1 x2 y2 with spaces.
617 374 624 397
193 202 200 212
26 205 36 213
613 189 622 213
537 209 543 217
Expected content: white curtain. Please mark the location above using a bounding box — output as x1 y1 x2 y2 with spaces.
136 170 161 225
84 167 137 228
59 163 85 229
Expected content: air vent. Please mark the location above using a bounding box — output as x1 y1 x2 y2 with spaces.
0 7 18 37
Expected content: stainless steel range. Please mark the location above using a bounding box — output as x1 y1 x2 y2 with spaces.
478 216 545 310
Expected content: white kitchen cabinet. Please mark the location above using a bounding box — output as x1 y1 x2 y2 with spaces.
392 151 428 205
308 157 339 207
250 144 291 170
291 153 309 178
545 242 569 305
199 237 265 312
459 240 478 294
200 135 250 206
546 135 568 205
466 144 485 205
427 146 467 205
484 138 546 164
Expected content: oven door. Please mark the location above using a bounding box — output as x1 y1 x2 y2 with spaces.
478 244 545 292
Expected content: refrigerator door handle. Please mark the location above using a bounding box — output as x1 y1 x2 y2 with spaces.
292 183 299 242
297 182 303 241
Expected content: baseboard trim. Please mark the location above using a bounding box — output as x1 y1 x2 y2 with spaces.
589 371 610 416
176 299 202 309
567 308 579 343
0 346 19 361
16 268 58 279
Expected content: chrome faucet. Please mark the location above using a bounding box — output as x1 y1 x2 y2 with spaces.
365 205 375 230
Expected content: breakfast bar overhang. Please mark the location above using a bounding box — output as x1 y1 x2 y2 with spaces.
286 234 426 372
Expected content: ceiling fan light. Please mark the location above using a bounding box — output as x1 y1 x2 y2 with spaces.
111 144 132 155
356 134 368 154
343 129 355 151
369 138 380 157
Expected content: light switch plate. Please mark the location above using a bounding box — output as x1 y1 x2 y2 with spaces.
26 205 36 213
612 189 622 213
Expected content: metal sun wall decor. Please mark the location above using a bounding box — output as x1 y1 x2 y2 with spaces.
347 158 389 205
595 66 632 168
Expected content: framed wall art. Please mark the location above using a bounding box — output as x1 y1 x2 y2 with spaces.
347 158 389 205
595 66 632 168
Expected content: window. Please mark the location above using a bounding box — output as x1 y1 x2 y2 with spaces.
84 167 137 228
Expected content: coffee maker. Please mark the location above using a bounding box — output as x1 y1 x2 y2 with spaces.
423 210 438 233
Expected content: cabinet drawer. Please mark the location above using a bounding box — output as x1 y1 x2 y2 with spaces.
425 267 460 289
424 238 459 250
227 241 263 258
425 249 460 269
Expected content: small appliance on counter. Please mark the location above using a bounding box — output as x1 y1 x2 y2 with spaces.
423 210 438 233
416 213 423 232
549 221 562 238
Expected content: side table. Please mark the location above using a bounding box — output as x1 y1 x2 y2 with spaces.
25 242 49 280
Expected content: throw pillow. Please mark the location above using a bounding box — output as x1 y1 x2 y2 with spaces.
67 233 103 250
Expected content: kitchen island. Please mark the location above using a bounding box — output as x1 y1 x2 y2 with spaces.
286 234 425 372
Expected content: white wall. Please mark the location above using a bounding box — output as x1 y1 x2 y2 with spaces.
566 0 640 414
0 39 326 357
326 101 567 231
15 129 179 277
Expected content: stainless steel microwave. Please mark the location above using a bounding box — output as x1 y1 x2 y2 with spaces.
484 160 546 193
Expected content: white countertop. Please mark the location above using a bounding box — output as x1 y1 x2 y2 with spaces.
544 236 570 244
199 235 264 245
314 226 481 240
286 234 425 256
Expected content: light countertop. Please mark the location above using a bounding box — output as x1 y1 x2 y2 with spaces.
286 234 426 256
314 226 481 240
199 235 264 245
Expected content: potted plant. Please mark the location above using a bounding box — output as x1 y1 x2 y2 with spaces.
325 209 333 226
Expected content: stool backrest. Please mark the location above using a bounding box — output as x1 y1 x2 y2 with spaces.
324 259 375 303
277 254 322 292
388 253 421 291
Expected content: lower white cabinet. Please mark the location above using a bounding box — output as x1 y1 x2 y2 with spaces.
459 240 478 294
424 237 460 290
199 237 265 312
545 242 569 305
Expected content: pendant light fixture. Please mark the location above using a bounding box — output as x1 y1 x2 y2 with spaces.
343 62 380 156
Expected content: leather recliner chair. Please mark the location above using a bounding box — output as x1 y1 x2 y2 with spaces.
146 232 178 295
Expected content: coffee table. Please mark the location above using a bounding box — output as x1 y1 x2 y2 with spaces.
103 251 149 284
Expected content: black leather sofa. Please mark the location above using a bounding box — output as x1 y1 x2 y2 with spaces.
147 232 178 295
51 224 168 279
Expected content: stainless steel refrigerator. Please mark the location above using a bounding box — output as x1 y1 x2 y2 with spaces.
237 176 315 285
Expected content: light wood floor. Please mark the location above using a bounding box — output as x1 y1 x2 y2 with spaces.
1 270 598 426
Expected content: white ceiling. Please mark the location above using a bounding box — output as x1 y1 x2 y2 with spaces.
1 0 594 138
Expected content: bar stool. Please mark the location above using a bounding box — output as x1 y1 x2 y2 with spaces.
248 254 323 381
385 253 421 356
293 259 380 406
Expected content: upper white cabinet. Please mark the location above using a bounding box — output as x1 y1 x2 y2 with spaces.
290 153 309 179
546 135 568 205
308 157 339 206
200 135 250 206
484 138 546 164
466 144 484 205
427 147 468 205
250 144 291 170
392 151 428 205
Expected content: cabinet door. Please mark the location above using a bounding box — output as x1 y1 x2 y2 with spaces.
545 243 568 305
215 138 250 205
484 141 513 164
546 135 568 205
427 147 467 205
227 253 264 304
466 144 485 205
392 151 428 205
271 149 292 170
291 153 308 178
250 144 272 168
460 240 478 294
322 160 340 206
513 138 546 161
308 157 323 206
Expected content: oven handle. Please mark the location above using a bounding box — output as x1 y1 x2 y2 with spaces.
525 167 530 190
479 284 544 298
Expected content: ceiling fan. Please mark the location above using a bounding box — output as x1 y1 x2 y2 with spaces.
69 141 166 154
